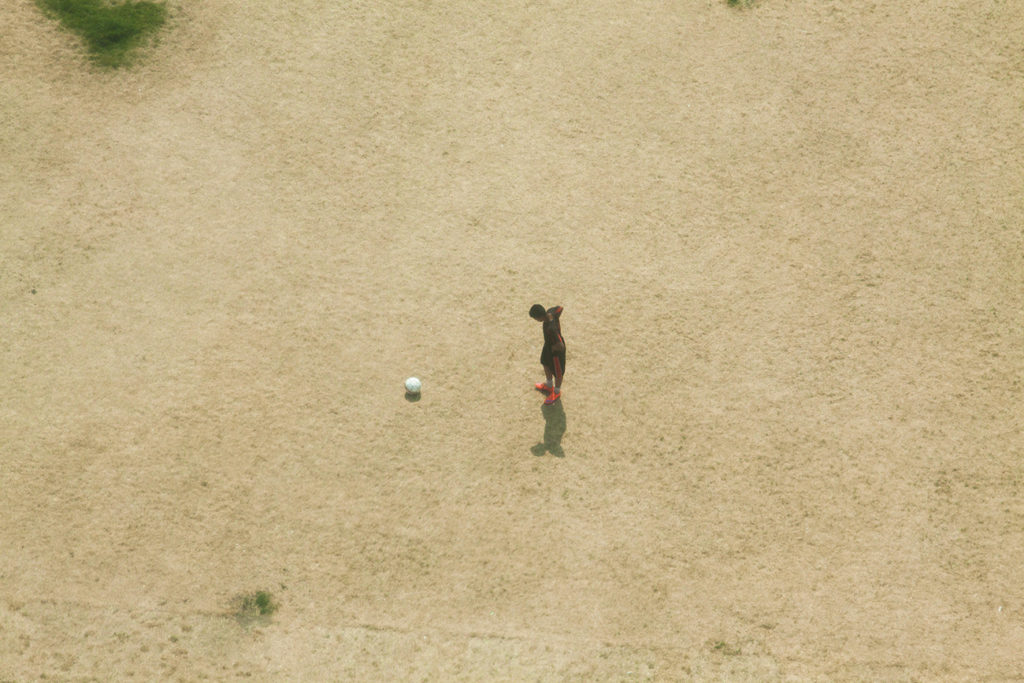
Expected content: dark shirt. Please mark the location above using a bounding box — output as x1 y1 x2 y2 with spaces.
543 306 564 350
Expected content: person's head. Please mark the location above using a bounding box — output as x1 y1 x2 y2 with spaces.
529 304 546 321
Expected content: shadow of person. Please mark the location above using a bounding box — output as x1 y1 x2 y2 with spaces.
530 400 566 457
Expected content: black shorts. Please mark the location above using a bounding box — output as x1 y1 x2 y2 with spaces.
540 346 566 376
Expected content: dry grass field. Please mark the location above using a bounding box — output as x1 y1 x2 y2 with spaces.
2 0 1023 679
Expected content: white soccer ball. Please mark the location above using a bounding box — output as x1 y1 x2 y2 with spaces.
404 377 421 394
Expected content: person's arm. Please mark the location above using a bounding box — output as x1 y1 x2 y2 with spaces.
551 307 565 352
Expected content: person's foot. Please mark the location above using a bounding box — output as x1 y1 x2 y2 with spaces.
535 382 551 392
544 390 561 405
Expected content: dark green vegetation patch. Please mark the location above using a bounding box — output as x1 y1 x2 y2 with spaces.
37 0 167 67
233 590 279 627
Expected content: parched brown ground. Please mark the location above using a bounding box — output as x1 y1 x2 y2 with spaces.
2 0 1023 679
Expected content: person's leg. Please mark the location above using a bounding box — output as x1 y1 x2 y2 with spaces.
544 354 564 404
536 364 554 392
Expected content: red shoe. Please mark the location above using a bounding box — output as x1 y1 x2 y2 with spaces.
535 383 551 392
544 390 561 405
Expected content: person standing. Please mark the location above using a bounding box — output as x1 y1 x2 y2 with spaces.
529 304 565 405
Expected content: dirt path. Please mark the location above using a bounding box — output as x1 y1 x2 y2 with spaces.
2 0 1023 679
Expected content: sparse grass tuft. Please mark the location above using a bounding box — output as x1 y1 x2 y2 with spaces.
242 590 277 616
36 0 167 67
710 639 742 656
233 590 279 626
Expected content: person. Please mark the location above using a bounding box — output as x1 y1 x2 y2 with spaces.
529 303 565 405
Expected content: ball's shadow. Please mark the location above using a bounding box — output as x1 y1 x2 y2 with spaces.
405 391 421 403
531 400 566 457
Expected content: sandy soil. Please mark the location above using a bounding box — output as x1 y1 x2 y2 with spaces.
2 0 1023 679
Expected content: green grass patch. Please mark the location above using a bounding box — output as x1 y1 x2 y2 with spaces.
243 591 278 616
36 0 167 67
233 590 279 627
